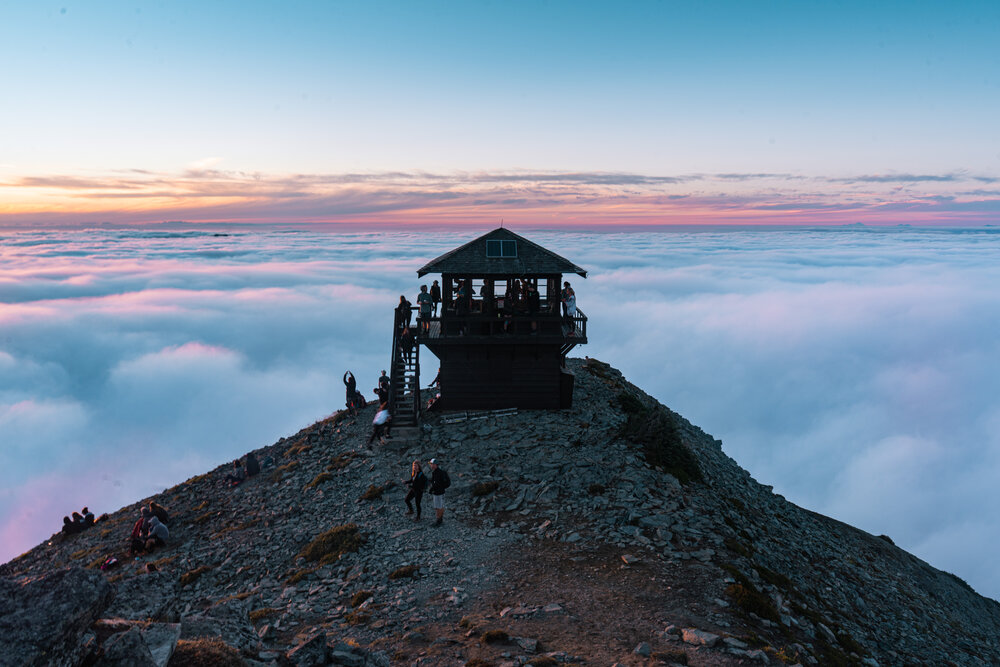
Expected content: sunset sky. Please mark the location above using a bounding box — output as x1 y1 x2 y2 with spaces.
2 1 999 227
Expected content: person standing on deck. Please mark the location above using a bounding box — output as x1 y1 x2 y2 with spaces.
430 280 441 316
396 295 412 329
417 284 433 334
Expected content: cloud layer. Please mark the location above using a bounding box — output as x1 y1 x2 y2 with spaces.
3 168 1000 228
2 227 999 600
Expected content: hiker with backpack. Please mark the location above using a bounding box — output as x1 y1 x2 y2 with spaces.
428 458 451 527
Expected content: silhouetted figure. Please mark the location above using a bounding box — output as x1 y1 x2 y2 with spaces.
404 460 427 521
430 280 441 316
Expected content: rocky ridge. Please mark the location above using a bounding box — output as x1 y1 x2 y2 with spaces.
3 358 999 666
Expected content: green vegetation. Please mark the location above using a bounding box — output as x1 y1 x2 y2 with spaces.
179 565 213 587
350 590 373 607
327 451 358 471
651 650 687 665
248 607 283 623
726 582 780 622
480 629 509 645
389 565 419 580
298 523 364 564
755 564 793 589
471 481 500 497
724 536 754 559
344 610 370 625
527 657 558 667
168 637 245 667
304 472 334 490
617 391 703 484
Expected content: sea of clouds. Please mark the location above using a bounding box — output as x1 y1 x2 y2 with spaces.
2 226 999 599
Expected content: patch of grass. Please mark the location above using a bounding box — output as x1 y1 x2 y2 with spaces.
299 523 364 564
179 565 213 587
359 484 385 501
286 565 319 584
304 472 334 490
389 565 419 580
458 616 474 629
720 563 751 586
724 536 755 559
327 451 358 471
70 545 101 561
350 590 373 607
755 564 793 590
192 501 209 512
86 555 107 570
527 657 558 667
616 391 646 415
725 582 780 622
168 637 245 667
587 483 606 495
344 610 370 625
285 440 311 457
248 607 283 623
652 650 688 665
584 357 615 381
471 481 500 497
480 629 509 645
618 402 703 485
150 555 177 569
271 460 299 482
99 528 113 537
212 518 259 538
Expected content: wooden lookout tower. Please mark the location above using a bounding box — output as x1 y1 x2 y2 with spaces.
388 228 587 423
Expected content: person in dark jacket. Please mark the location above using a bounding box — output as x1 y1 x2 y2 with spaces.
428 458 449 526
245 452 260 477
430 280 441 316
396 295 412 328
404 460 427 521
344 371 360 415
400 326 414 364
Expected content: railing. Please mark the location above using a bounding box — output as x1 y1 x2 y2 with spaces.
416 308 586 340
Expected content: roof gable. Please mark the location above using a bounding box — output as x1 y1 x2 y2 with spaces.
417 228 587 278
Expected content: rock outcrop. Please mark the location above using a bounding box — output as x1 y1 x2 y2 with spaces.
3 358 999 666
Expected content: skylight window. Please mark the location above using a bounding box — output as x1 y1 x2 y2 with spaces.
486 240 517 258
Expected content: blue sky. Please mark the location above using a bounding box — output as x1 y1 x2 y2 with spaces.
1 1 997 198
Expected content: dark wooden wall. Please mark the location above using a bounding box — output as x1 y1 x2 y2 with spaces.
429 343 568 410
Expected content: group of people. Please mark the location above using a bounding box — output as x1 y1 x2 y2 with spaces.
128 502 171 556
61 506 100 535
225 452 261 487
402 458 450 526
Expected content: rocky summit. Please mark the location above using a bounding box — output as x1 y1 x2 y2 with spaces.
2 358 999 667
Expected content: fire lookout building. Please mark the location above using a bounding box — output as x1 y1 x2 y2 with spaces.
390 228 587 419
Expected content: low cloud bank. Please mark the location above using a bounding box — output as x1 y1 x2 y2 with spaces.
2 227 999 599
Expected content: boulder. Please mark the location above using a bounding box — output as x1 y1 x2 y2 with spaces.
180 597 258 653
285 632 328 667
0 567 114 667
96 626 156 667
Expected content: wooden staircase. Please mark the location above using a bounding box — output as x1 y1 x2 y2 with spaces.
388 308 420 434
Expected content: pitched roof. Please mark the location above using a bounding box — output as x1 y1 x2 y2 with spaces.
417 228 587 278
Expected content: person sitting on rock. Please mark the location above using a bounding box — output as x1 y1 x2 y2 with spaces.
245 451 260 477
62 516 81 535
81 507 95 526
225 459 245 486
144 516 169 552
148 501 170 525
128 513 147 555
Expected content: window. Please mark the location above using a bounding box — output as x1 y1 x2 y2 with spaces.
486 239 517 258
